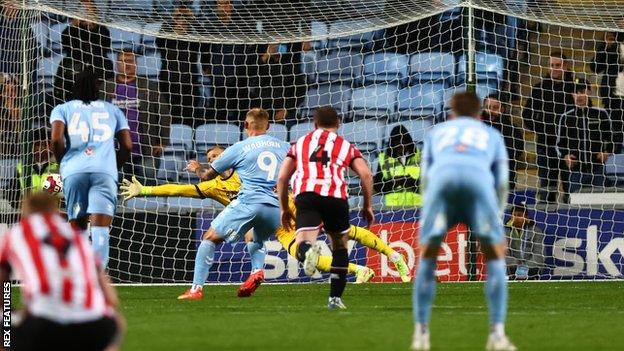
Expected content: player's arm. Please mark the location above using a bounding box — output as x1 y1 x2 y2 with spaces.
351 157 375 227
186 160 219 181
493 135 510 214
419 134 432 195
120 176 215 201
192 144 239 181
51 120 66 163
116 129 132 170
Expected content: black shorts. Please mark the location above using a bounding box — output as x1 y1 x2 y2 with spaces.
295 192 350 234
12 315 119 351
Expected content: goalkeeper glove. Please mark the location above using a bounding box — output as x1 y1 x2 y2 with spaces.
120 176 151 202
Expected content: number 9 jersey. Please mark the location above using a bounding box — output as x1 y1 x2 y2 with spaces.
50 100 129 181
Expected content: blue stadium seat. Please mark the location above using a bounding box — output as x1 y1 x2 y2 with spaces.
443 84 498 110
314 51 363 84
327 20 380 51
31 21 49 52
362 53 409 86
109 24 144 51
289 122 315 142
605 154 624 177
386 119 433 145
351 84 399 119
409 52 456 85
49 22 68 53
457 53 504 85
156 155 185 183
136 52 162 79
165 124 193 157
340 120 384 155
267 124 288 141
310 20 328 50
124 197 167 211
142 21 163 53
37 53 63 91
0 158 18 190
298 83 352 118
195 123 240 162
397 83 445 120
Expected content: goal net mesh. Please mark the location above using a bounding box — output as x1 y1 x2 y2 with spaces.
1 0 623 283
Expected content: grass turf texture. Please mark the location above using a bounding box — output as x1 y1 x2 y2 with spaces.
12 281 624 350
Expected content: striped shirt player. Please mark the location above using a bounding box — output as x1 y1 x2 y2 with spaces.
0 193 122 351
277 106 374 310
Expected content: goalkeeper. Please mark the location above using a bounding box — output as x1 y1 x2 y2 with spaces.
120 146 411 288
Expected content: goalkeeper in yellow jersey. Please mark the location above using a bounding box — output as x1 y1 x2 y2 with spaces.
120 146 411 289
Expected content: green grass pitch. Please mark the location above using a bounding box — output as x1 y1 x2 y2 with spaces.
14 281 624 350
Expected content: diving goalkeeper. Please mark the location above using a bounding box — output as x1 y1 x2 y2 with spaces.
120 146 410 294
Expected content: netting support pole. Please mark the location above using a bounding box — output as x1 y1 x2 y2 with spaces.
466 1 477 93
20 0 32 195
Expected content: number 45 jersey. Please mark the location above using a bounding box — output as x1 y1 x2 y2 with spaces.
211 134 289 207
50 100 129 180
287 129 363 200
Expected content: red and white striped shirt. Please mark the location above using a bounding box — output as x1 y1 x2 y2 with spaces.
288 128 362 199
0 213 110 324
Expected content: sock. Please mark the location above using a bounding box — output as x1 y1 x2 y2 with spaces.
350 226 395 257
296 240 312 262
90 226 110 268
192 240 216 289
412 258 436 324
246 241 266 272
485 258 508 329
329 248 348 298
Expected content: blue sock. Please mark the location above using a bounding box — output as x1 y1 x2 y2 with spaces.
246 241 266 272
413 258 437 324
485 258 508 326
90 226 110 268
192 240 216 288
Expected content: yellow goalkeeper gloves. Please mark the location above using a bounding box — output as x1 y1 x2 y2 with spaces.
120 176 151 202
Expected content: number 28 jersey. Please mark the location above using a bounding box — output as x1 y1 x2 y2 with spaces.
211 134 289 207
50 100 129 180
288 129 362 200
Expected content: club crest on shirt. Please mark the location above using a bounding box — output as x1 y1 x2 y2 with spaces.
85 146 94 156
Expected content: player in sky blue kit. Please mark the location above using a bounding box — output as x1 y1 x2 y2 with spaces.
178 108 289 300
411 92 516 351
50 69 133 268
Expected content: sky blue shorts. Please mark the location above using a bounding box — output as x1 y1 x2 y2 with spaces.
210 199 280 243
63 173 118 220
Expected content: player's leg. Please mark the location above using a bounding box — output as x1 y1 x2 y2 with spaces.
293 194 323 276
320 196 351 309
63 173 90 230
244 230 266 273
87 173 119 268
349 225 410 282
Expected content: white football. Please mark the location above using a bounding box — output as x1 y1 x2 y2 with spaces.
42 173 63 196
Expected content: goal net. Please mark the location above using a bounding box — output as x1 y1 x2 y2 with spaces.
1 0 623 283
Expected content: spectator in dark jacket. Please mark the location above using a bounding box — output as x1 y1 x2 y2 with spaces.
483 93 524 190
556 79 615 196
156 5 205 125
0 75 21 158
522 51 575 202
590 31 624 152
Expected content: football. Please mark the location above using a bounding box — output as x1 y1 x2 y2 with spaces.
42 173 63 196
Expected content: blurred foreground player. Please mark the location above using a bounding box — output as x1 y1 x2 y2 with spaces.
412 92 515 351
0 193 123 351
277 106 375 310
50 69 133 268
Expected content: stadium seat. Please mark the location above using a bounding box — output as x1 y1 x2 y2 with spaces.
457 53 504 85
167 197 221 213
443 84 498 110
362 52 409 86
396 83 445 120
31 21 50 52
165 124 193 157
298 83 352 118
327 20 380 51
605 154 624 178
350 84 399 119
49 22 68 53
310 20 328 50
386 120 434 145
124 197 167 212
37 53 63 90
314 51 363 84
195 123 240 162
0 158 18 190
288 122 315 142
142 21 163 52
136 52 162 80
267 124 289 141
409 52 456 85
339 120 384 154
109 23 144 51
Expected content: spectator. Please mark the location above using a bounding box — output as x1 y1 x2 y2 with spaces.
254 43 307 122
202 0 250 122
156 4 204 125
0 3 36 76
482 93 524 189
373 125 422 207
0 74 21 158
505 203 545 280
53 1 113 106
590 31 624 152
102 49 171 185
522 51 575 203
556 79 615 198
7 128 59 210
